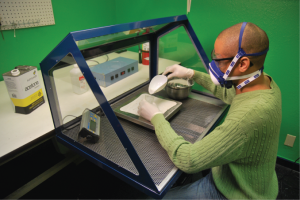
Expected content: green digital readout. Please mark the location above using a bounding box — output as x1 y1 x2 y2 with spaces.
89 120 96 132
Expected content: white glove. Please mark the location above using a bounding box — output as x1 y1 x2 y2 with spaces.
138 99 162 121
162 64 194 80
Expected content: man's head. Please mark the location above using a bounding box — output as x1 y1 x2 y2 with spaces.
213 22 269 74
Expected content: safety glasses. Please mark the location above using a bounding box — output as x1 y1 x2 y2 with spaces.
211 49 234 62
211 49 253 67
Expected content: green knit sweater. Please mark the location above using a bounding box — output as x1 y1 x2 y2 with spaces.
151 71 282 199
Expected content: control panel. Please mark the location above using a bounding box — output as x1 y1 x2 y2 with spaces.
78 109 101 143
90 57 138 87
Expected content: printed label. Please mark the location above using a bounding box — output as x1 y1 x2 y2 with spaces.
11 89 44 107
3 67 44 114
142 42 149 51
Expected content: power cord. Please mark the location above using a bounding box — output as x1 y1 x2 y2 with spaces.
88 60 99 65
88 55 109 66
62 115 82 130
62 108 105 131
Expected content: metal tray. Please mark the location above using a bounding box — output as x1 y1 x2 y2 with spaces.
113 92 182 130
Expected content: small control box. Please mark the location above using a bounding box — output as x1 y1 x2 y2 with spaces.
78 109 101 143
90 57 138 87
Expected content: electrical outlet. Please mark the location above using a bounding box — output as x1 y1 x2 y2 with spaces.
284 134 296 147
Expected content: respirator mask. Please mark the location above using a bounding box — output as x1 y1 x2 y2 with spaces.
209 22 269 89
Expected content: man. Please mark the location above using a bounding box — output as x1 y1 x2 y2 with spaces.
138 22 282 199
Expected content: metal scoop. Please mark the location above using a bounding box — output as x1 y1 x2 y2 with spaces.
149 72 193 94
148 75 168 94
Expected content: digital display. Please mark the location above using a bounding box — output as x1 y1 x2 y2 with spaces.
90 120 96 132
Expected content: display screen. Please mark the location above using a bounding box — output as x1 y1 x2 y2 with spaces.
89 120 96 132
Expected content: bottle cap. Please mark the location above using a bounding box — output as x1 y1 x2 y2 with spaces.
11 69 20 76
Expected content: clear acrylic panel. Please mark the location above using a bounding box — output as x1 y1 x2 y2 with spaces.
53 44 150 125
76 23 169 50
158 25 211 93
53 54 97 125
52 52 146 175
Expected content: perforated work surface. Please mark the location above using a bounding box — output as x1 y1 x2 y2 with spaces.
62 118 140 175
169 97 223 143
63 86 224 187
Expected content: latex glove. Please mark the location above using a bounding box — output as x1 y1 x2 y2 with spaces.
138 99 162 121
162 64 194 80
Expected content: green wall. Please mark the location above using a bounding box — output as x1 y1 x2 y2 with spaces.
0 0 298 163
0 0 116 79
114 0 299 163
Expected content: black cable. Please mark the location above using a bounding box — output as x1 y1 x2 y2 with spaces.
89 54 108 66
62 115 81 130
62 109 91 131
89 60 99 65
62 115 78 123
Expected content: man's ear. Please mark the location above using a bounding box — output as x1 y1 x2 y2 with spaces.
238 57 251 73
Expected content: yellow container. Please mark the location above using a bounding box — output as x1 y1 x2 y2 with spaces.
2 66 45 114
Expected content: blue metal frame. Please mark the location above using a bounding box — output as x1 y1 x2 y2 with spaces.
71 15 188 41
40 15 212 199
183 20 210 73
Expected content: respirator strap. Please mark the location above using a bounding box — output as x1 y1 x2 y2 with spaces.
223 52 243 80
227 69 262 80
209 22 269 89
223 22 269 81
236 67 264 89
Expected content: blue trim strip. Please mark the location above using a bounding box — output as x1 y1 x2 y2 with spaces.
239 22 247 49
183 20 210 73
238 22 269 57
150 32 159 79
245 47 269 56
71 15 188 41
40 34 78 128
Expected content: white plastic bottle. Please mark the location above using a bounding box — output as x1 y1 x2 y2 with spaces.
70 64 89 94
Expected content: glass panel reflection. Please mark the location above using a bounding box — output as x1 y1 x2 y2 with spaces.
52 53 140 175
53 44 152 125
158 25 211 93
76 23 169 50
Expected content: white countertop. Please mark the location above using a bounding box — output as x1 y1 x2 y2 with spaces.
0 51 179 159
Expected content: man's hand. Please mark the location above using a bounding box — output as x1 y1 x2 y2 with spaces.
163 64 194 80
138 99 162 121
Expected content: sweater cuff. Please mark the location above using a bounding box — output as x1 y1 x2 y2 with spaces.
151 113 166 126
